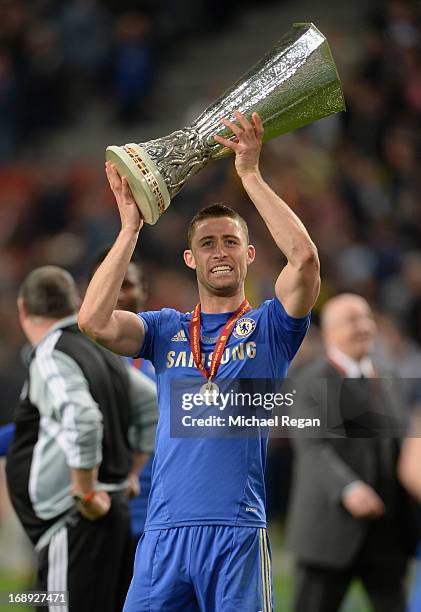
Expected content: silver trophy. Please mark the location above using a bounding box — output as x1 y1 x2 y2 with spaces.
106 23 345 225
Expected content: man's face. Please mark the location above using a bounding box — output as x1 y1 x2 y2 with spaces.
117 262 147 313
184 216 255 297
326 299 376 361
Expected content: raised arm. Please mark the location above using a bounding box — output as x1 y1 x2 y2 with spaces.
214 111 320 317
78 162 145 356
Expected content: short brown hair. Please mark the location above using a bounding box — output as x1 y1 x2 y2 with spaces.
19 266 79 318
89 246 144 282
187 203 249 248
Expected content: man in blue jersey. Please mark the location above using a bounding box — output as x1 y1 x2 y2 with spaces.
119 259 156 543
79 110 320 611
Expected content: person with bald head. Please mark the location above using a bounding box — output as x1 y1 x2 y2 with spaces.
287 293 418 612
321 293 377 368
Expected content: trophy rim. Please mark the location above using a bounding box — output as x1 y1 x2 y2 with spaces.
105 144 170 225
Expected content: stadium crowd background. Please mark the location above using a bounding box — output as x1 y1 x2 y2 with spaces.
0 0 421 608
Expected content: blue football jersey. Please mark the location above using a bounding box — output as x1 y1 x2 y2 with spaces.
137 298 309 531
124 355 156 538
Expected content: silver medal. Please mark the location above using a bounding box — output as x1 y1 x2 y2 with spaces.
200 381 219 405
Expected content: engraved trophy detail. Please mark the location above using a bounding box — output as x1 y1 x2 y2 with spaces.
106 23 345 225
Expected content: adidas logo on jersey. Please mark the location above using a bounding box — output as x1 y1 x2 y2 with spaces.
171 330 188 342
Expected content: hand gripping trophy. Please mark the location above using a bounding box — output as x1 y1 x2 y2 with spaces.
106 23 345 225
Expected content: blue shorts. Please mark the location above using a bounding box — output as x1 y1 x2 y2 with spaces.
123 525 274 612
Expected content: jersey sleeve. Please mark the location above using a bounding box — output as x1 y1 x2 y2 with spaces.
265 298 310 362
135 310 162 363
31 350 103 469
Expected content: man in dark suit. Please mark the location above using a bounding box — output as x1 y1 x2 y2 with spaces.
287 293 416 612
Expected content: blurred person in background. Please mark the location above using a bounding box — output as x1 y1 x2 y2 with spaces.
90 249 156 548
1 253 158 550
58 0 111 109
287 293 418 612
112 11 153 124
6 265 157 612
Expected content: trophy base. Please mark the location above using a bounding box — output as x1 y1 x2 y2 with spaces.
105 143 171 225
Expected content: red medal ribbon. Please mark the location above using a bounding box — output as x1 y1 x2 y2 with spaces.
132 357 143 370
189 299 252 382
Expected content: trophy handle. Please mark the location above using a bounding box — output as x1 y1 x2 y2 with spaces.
106 143 171 225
